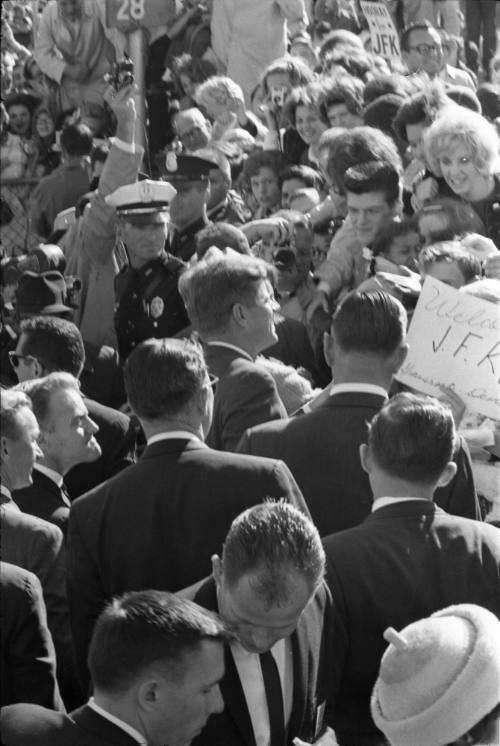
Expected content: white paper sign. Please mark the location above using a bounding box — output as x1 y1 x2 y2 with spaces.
396 277 500 420
360 1 401 61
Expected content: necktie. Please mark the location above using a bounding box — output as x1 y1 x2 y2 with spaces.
260 650 285 746
61 482 71 508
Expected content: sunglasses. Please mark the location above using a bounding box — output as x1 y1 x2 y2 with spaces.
8 351 36 368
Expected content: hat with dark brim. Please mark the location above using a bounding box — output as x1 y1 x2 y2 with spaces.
160 153 214 183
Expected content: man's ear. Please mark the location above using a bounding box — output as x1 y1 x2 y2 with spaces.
359 443 372 475
392 342 409 373
436 461 457 489
212 554 223 588
323 331 335 370
137 680 160 712
231 302 246 327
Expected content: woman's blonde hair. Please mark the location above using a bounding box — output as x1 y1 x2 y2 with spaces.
424 105 500 177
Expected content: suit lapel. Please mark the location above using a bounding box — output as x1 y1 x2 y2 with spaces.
287 615 309 737
194 579 256 746
221 648 257 746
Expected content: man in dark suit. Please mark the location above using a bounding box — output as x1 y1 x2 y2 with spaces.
323 393 500 746
182 501 337 745
1 590 227 746
238 291 480 536
179 251 287 451
1 562 64 711
13 372 101 535
67 338 307 690
9 315 137 499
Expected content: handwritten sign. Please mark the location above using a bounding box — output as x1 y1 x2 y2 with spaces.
396 277 500 420
360 1 401 61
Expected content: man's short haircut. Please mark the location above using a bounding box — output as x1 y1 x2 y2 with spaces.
280 165 323 191
419 241 481 283
325 126 402 195
242 149 290 182
124 338 207 421
88 590 228 694
367 393 455 484
222 501 325 607
59 122 93 158
178 253 272 336
323 50 372 81
21 372 81 430
344 161 401 206
400 21 436 53
19 316 85 378
0 389 33 441
332 290 407 356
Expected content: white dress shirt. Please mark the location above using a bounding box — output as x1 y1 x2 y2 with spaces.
329 382 388 399
146 431 206 447
1 483 19 508
87 699 147 745
230 638 293 746
372 496 430 512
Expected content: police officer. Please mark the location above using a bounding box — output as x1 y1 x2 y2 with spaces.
106 180 189 361
195 147 252 226
162 153 214 263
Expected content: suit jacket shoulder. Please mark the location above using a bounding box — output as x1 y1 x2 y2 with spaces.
13 471 69 535
0 703 140 746
206 346 286 451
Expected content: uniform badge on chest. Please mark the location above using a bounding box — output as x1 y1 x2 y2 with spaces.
150 296 164 319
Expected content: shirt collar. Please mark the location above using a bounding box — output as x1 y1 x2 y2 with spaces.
206 341 253 362
0 484 17 506
87 700 147 745
33 463 64 488
147 431 204 446
372 496 430 512
329 382 388 399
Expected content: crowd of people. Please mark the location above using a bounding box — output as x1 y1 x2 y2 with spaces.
1 0 500 745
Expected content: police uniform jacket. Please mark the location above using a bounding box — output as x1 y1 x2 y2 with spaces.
165 215 210 262
114 250 189 361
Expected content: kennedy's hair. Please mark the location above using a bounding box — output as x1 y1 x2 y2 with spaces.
0 389 33 441
178 253 273 336
88 590 228 694
222 501 325 607
332 290 407 355
124 338 207 421
367 393 456 484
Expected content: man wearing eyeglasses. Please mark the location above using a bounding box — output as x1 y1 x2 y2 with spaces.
400 21 475 90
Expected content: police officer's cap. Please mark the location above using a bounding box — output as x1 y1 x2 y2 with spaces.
106 180 177 223
162 153 214 183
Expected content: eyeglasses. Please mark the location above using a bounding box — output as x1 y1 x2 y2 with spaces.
408 43 442 56
8 351 36 368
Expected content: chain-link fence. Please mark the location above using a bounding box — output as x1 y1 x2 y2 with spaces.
1 177 40 258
